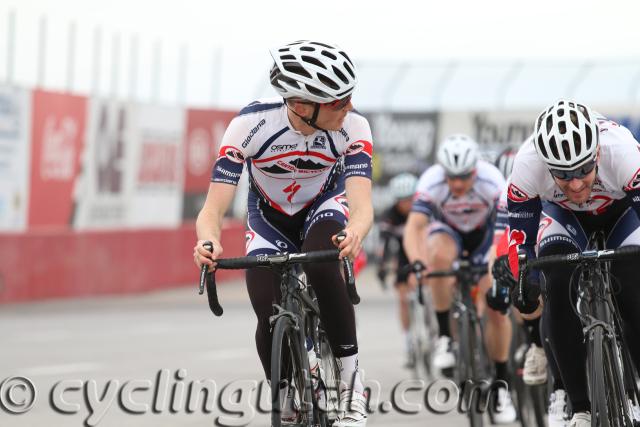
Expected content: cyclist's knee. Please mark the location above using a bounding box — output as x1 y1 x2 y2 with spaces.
425 233 457 266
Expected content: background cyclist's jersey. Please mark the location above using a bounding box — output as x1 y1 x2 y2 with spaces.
412 160 506 233
507 117 640 273
211 98 373 216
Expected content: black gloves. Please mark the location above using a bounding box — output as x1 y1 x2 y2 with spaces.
486 255 514 313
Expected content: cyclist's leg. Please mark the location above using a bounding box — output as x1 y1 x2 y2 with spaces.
424 223 459 370
473 229 513 387
424 222 459 337
300 186 364 391
537 203 590 414
245 192 303 380
395 249 412 359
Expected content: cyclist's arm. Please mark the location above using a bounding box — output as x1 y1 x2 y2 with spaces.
403 212 429 265
195 115 248 265
338 176 373 258
196 182 237 247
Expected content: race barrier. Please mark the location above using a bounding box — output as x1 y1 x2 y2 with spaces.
0 221 245 304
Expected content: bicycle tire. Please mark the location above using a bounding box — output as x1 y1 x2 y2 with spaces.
271 316 314 427
457 312 484 427
408 298 431 380
590 327 611 427
602 332 633 426
317 328 340 425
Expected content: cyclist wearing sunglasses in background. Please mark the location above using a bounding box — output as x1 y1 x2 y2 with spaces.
194 40 374 427
506 99 640 427
403 134 517 423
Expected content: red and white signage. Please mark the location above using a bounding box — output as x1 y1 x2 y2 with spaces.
28 90 86 228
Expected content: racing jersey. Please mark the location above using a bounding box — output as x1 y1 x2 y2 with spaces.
211 98 373 216
412 160 506 233
507 117 640 273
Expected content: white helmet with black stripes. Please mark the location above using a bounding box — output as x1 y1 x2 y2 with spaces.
533 99 599 170
437 134 479 176
269 40 357 103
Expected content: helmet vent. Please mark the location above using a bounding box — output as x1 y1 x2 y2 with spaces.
317 73 340 90
332 66 349 84
283 63 312 79
549 136 560 159
321 50 337 60
301 55 326 69
558 121 567 135
536 136 547 158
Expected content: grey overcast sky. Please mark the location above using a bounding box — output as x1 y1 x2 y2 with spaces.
5 0 640 60
2 0 639 108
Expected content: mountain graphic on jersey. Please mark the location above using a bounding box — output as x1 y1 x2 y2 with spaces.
294 158 327 171
261 164 289 174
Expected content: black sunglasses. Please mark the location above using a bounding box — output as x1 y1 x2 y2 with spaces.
549 160 597 181
446 171 474 181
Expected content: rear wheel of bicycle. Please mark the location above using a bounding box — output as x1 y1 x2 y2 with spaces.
456 313 484 427
271 316 313 427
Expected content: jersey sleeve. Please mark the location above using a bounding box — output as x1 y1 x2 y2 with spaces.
506 147 543 276
494 188 509 244
343 114 373 180
211 116 248 186
605 121 640 217
411 166 440 219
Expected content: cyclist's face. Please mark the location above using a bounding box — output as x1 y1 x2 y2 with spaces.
552 167 597 204
446 172 475 197
294 98 353 132
315 99 353 131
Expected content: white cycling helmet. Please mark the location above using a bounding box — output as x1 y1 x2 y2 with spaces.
437 134 479 176
389 173 418 200
534 99 599 170
269 40 357 103
494 147 517 179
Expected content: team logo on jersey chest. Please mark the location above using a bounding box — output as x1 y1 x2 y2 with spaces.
311 135 326 149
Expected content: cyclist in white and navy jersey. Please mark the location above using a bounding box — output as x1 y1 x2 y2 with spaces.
403 134 517 423
194 40 373 427
507 100 640 427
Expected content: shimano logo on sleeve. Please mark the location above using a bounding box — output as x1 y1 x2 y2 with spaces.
242 119 266 148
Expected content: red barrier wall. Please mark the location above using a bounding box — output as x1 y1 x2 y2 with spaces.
0 221 245 304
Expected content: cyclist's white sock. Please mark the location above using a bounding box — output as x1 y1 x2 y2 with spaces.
337 354 364 394
404 332 412 353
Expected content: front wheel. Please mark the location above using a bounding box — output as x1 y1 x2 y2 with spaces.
589 327 632 427
456 312 484 427
271 316 314 427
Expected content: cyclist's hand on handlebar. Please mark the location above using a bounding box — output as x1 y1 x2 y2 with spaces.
407 260 425 289
486 280 511 313
332 228 362 260
512 275 541 315
491 255 517 290
194 239 223 272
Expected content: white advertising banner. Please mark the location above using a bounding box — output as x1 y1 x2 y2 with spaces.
0 86 31 231
127 104 185 227
437 110 536 161
74 99 133 229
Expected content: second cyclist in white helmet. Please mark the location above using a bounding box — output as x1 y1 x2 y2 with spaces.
403 134 517 423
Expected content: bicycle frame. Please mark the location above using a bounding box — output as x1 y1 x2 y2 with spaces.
519 233 640 427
